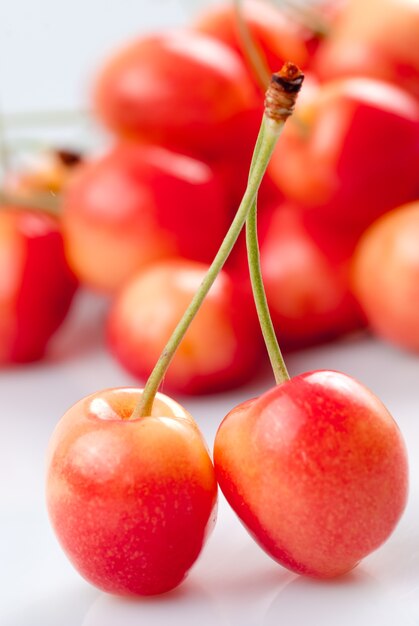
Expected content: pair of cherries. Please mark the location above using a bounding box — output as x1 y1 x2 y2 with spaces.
45 64 408 597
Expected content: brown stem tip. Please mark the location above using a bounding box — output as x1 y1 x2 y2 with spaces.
55 149 82 167
264 62 304 122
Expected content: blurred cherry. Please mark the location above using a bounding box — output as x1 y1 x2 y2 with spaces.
107 259 263 395
0 207 77 363
62 142 228 293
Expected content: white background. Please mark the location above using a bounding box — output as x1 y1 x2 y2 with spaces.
1 2 419 625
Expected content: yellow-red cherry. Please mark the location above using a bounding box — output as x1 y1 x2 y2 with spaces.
214 370 408 578
46 388 217 596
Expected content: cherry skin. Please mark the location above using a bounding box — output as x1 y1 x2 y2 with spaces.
214 370 408 578
62 142 228 293
93 30 259 161
351 200 419 352
0 207 78 363
107 259 263 395
46 388 218 596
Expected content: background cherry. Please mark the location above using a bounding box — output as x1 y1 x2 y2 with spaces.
260 202 364 350
62 142 228 293
351 200 419 352
0 207 78 363
268 76 419 239
314 0 419 101
107 259 263 395
93 30 259 160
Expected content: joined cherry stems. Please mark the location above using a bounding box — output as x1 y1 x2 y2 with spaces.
132 63 304 419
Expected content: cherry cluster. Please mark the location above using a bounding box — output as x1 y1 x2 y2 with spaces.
1 0 419 380
42 0 413 598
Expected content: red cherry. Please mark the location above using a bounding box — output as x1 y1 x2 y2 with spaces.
46 388 217 596
94 30 259 160
260 203 364 349
269 77 419 239
62 142 228 293
214 370 408 578
0 207 77 363
314 0 419 101
107 259 263 395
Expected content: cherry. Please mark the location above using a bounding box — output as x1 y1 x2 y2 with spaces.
268 76 419 239
93 30 259 161
351 200 419 352
214 370 408 578
46 388 217 596
260 202 364 349
107 259 263 395
314 0 419 101
62 142 228 293
0 207 77 363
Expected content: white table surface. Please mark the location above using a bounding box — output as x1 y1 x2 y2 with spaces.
1 290 418 626
1 2 419 624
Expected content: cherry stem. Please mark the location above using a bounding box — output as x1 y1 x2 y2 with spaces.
132 63 304 419
233 0 271 92
246 117 289 384
274 0 330 38
0 189 61 217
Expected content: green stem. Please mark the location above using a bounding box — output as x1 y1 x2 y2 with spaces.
233 0 271 92
132 116 281 419
275 0 330 38
246 202 289 384
246 117 289 384
0 189 61 217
